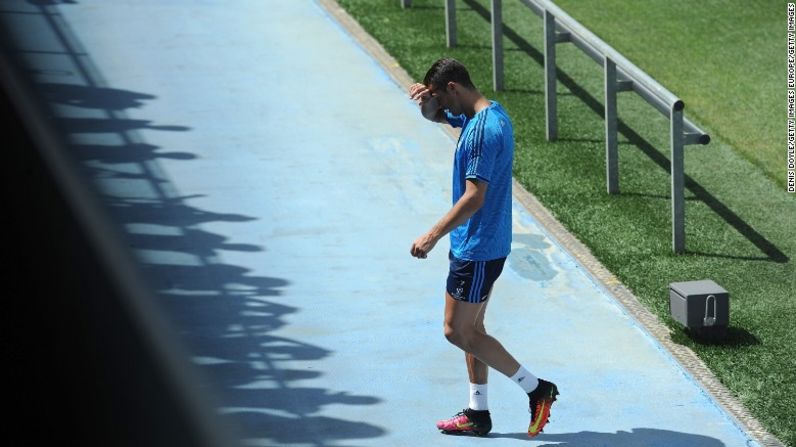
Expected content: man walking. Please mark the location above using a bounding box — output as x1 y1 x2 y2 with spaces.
408 58 558 437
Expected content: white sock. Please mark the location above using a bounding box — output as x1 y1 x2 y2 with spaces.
469 383 488 411
510 366 539 394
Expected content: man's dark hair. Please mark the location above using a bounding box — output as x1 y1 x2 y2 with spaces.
423 58 476 91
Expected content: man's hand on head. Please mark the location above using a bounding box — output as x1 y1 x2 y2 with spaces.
409 82 431 102
409 83 442 122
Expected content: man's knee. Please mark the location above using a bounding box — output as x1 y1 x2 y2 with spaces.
443 323 457 344
444 322 476 350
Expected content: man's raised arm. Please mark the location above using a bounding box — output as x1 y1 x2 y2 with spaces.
409 82 446 124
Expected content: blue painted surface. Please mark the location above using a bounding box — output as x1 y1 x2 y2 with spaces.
3 0 762 446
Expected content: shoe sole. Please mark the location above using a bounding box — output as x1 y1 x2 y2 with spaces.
528 384 559 437
440 429 490 437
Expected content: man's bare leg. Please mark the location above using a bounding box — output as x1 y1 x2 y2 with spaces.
443 291 558 437
444 292 520 377
465 289 491 385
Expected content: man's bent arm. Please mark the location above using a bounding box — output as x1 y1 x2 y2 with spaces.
410 179 487 258
409 83 447 124
420 97 447 123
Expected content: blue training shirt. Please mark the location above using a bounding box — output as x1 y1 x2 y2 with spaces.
445 101 513 261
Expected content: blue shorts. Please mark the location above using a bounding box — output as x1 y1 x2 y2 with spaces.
446 251 507 303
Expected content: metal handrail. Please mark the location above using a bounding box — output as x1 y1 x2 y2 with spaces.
401 0 711 253
520 0 709 143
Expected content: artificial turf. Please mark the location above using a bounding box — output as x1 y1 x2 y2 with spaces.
554 0 785 191
334 0 796 445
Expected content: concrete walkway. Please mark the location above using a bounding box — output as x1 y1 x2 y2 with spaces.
3 0 762 445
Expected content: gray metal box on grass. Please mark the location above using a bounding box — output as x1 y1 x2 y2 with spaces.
669 280 729 338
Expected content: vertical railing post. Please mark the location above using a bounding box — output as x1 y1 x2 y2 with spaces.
604 58 619 194
670 107 685 253
491 0 503 91
445 0 457 47
401 0 412 9
543 9 557 141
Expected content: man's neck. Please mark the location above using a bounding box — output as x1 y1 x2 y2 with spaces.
466 94 491 118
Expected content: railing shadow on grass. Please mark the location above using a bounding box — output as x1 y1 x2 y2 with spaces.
5 1 386 445
462 0 788 264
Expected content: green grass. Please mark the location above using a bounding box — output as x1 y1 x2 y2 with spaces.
336 0 796 445
554 0 786 191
